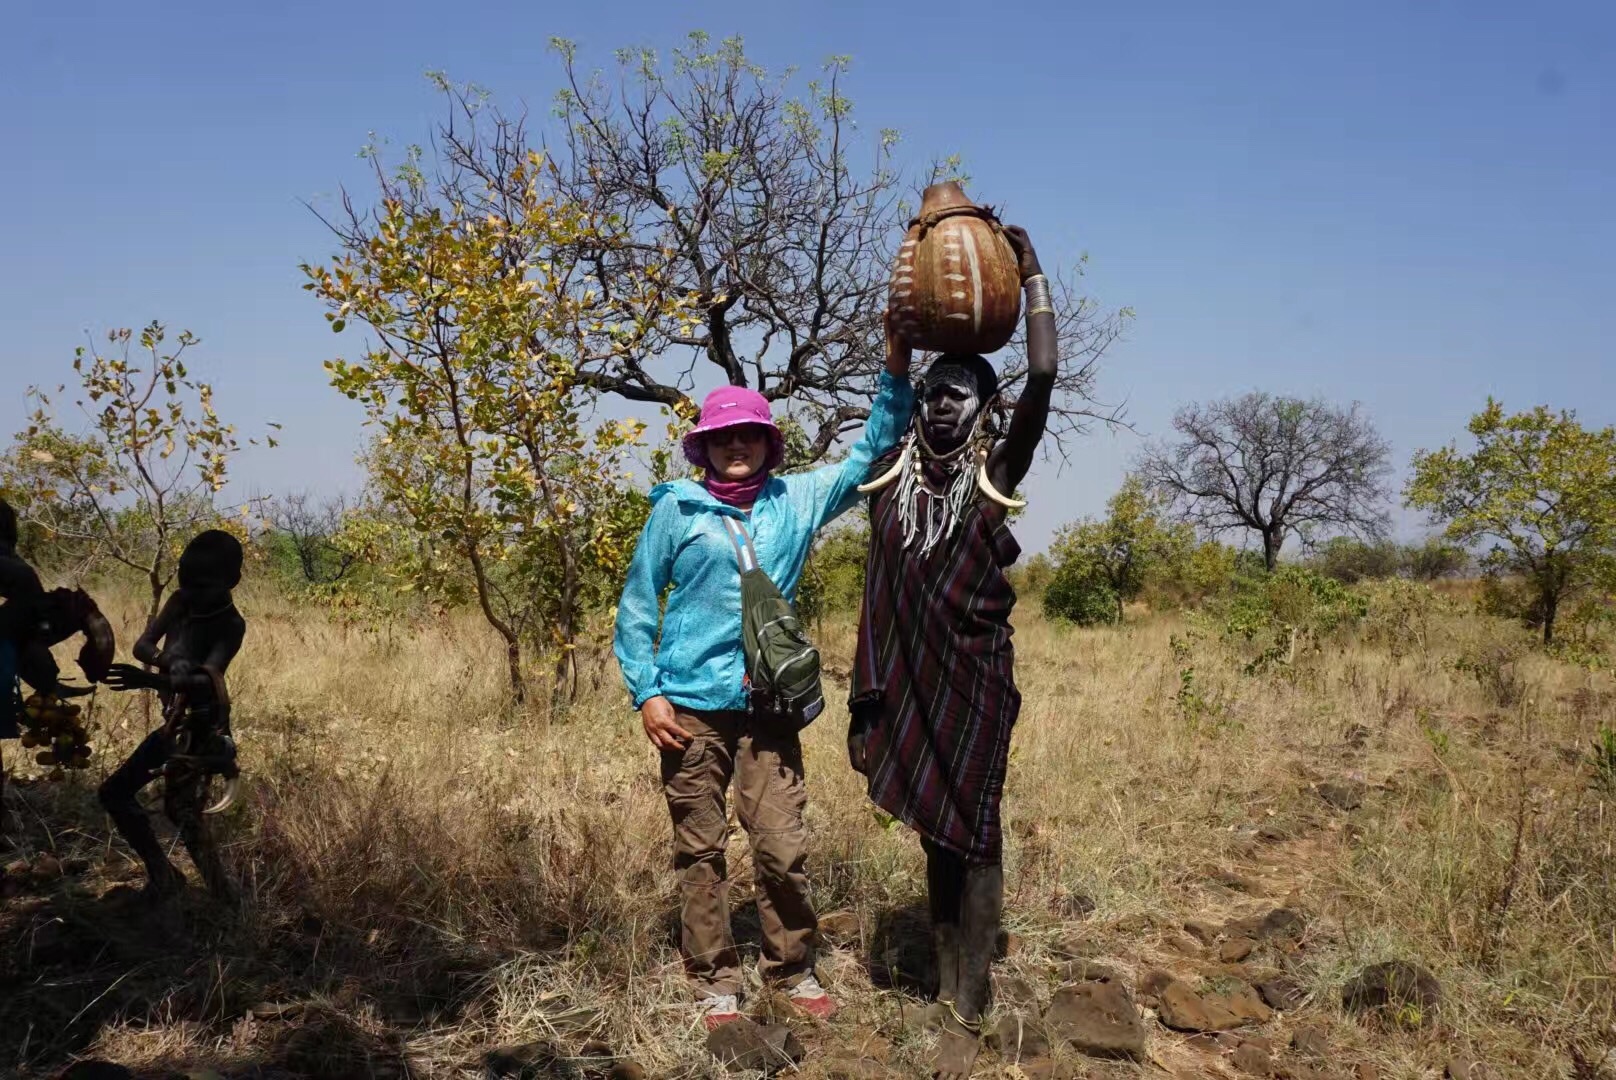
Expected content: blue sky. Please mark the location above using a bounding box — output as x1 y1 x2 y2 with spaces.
3 0 1612 554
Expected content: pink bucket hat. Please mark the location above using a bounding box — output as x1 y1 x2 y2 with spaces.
682 385 786 471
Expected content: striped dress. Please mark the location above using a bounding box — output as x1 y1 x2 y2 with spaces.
852 458 1022 864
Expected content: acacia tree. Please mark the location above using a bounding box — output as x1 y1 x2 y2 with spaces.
1046 475 1191 624
344 36 1125 462
1137 393 1391 570
306 146 678 701
1406 399 1616 644
2 323 270 619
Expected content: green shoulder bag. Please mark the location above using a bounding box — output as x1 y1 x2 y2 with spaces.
722 516 824 728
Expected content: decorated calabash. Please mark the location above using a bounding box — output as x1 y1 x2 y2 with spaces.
887 182 1022 355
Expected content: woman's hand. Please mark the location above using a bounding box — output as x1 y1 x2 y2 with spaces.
641 695 694 751
883 310 912 377
1002 225 1043 283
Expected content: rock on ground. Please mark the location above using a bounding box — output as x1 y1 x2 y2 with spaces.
705 1019 805 1074
1043 982 1146 1059
1340 961 1442 1023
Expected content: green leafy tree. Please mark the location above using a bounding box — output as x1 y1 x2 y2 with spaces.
1309 536 1404 584
1406 399 1616 644
1403 535 1469 581
1045 475 1192 624
2 323 271 619
308 147 678 700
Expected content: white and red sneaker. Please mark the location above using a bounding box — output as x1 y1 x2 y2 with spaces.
698 993 742 1031
789 974 838 1020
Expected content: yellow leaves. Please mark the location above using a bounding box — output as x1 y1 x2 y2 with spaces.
29 448 54 464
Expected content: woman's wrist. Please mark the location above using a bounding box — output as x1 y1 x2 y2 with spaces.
1024 273 1055 318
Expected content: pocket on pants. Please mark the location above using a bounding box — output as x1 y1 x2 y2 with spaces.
663 739 725 858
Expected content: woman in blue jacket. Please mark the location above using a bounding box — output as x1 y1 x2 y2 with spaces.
614 324 912 1028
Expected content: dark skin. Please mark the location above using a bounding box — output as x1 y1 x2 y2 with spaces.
917 224 1056 498
854 225 1056 1080
100 575 245 902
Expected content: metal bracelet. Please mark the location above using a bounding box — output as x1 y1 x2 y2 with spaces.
1023 274 1053 315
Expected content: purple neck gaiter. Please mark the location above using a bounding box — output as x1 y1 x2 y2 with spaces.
704 469 770 507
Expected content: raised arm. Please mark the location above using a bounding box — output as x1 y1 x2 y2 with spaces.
987 225 1057 496
808 314 916 526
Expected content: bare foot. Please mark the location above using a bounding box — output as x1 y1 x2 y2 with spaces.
933 1011 980 1080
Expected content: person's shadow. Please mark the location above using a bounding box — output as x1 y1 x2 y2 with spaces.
865 901 936 996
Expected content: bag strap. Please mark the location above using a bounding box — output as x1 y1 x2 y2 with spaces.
722 516 761 576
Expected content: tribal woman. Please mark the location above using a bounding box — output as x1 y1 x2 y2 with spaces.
100 529 246 902
847 225 1056 1079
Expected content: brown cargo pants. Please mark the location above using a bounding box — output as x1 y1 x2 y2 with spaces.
661 708 817 997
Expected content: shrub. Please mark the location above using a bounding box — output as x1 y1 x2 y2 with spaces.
1310 537 1403 584
1043 569 1120 627
1218 564 1368 672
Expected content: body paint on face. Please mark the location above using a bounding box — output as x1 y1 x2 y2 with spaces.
920 364 984 450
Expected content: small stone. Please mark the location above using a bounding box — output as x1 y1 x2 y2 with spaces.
705 1018 805 1074
1061 891 1098 919
1213 984 1273 1024
1317 782 1364 811
1231 1039 1273 1075
1220 937 1256 963
1164 931 1202 955
1228 906 1307 943
31 853 63 882
1053 933 1101 960
1055 960 1118 985
1354 1066 1380 1080
1340 961 1442 1024
1135 969 1175 1003
608 1063 648 1080
1183 919 1220 946
1344 724 1372 748
1258 978 1307 1012
1290 1024 1330 1056
1043 982 1146 1059
4 858 28 881
1157 981 1240 1032
817 910 860 944
986 1012 1051 1060
485 1041 557 1077
1445 1058 1495 1080
1185 1032 1240 1052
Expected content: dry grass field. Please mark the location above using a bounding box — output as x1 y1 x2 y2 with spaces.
2 576 1614 1079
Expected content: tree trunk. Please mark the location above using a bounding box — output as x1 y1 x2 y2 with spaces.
1262 529 1282 571
552 552 581 703
1542 589 1558 646
1115 591 1125 624
504 634 526 702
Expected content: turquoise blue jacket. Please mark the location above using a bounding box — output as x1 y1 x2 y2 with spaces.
614 372 915 713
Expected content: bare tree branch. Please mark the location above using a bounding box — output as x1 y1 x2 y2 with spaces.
1137 392 1391 569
